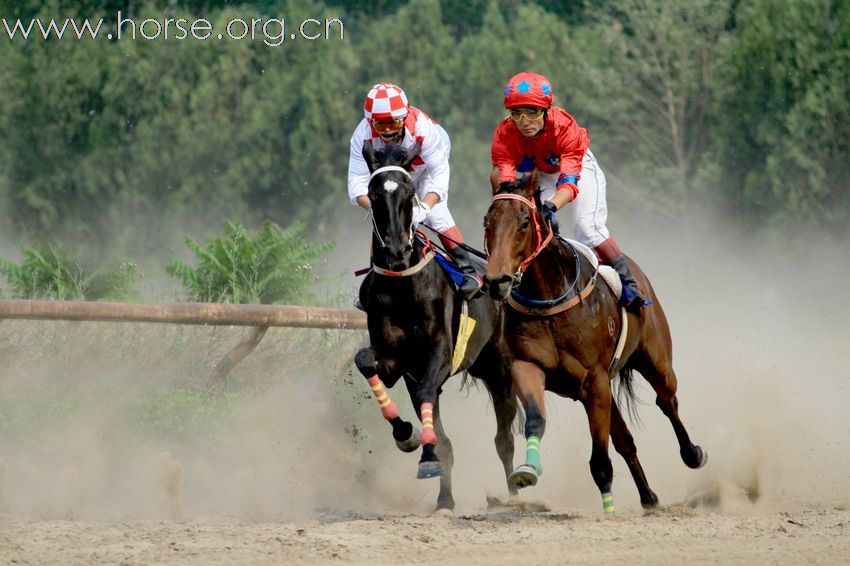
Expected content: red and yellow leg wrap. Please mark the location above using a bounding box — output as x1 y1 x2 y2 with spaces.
420 402 436 446
366 375 399 420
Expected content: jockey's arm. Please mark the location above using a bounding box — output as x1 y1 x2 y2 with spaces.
421 191 440 208
547 187 574 210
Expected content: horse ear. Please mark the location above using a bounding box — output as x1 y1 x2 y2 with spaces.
525 170 539 197
402 141 421 171
362 140 379 173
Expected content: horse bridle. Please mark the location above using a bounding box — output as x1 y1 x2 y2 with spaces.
367 165 419 250
366 165 436 276
488 192 592 314
487 192 554 283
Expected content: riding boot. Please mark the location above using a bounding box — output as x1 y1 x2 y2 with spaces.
595 237 648 312
608 256 647 312
446 245 484 301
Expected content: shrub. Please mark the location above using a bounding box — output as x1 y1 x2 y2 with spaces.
166 220 334 305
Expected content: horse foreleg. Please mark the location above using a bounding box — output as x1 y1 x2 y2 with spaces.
354 347 420 452
582 371 616 516
509 360 546 489
610 401 658 508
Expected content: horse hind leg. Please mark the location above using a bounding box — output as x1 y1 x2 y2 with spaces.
610 401 658 508
488 378 519 497
354 347 421 451
631 353 707 469
431 401 456 511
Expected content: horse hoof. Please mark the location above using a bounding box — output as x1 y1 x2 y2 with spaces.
395 428 421 453
682 445 708 469
640 492 660 509
509 465 538 488
417 460 443 479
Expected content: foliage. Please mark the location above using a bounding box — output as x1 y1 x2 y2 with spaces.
709 0 850 230
0 242 140 300
166 220 334 304
1 0 848 249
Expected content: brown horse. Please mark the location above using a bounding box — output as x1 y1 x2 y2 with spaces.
482 173 706 514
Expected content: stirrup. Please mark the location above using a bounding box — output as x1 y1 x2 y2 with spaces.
620 286 650 312
458 275 483 301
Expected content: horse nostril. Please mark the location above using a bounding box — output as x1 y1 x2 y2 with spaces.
404 244 413 254
484 274 514 300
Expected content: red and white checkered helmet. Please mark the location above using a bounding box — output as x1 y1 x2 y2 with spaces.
363 83 409 121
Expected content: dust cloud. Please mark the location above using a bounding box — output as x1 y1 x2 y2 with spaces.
0 199 847 523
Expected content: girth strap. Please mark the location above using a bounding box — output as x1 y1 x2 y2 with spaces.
607 307 629 375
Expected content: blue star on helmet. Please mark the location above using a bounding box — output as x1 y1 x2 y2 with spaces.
541 83 551 96
517 155 536 172
516 80 532 93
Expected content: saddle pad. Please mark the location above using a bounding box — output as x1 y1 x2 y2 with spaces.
562 238 621 300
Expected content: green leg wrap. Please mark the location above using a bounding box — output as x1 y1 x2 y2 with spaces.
602 491 615 515
525 435 542 475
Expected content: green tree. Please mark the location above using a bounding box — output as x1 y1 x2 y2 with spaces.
563 0 733 224
711 0 850 231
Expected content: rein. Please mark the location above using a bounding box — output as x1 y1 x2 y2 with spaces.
488 192 596 316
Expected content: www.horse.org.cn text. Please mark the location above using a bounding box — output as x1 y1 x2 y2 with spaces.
1 12 346 47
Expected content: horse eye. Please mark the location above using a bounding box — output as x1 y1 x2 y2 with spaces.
519 217 530 231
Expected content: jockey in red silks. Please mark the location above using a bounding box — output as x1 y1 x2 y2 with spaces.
490 72 648 312
348 82 482 299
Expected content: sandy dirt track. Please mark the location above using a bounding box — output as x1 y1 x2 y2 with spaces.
2 504 849 565
1 219 849 565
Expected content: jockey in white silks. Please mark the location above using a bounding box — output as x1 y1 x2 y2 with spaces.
348 82 482 299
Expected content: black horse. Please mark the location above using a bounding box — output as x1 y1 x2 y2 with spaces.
354 141 518 511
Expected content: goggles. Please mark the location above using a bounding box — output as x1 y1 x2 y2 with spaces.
371 117 405 133
509 107 545 122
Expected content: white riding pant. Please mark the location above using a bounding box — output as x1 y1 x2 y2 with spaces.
537 149 610 248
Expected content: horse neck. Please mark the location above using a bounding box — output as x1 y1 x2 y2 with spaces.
520 238 578 299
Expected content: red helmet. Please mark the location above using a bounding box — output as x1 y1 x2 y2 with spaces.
363 83 409 121
503 72 553 109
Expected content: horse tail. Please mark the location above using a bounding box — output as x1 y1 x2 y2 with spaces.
613 366 644 428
